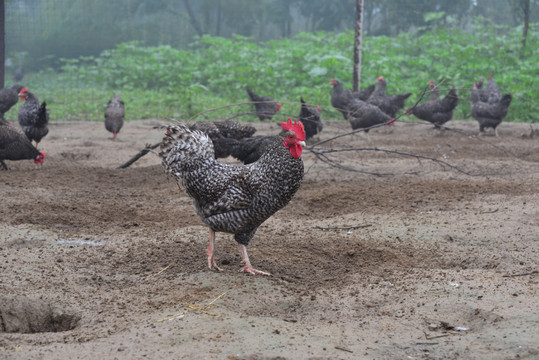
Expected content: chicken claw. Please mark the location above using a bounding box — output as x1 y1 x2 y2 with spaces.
238 244 271 276
206 230 223 272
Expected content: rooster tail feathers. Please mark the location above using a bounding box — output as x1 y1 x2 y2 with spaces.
36 102 49 127
159 124 215 175
442 88 459 111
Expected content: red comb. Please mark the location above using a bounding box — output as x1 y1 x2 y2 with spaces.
317 105 321 111
19 87 29 95
281 118 305 141
377 76 384 81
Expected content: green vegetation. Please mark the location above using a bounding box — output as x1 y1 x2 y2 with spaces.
5 22 538 124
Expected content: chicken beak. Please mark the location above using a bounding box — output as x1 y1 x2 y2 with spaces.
299 141 306 147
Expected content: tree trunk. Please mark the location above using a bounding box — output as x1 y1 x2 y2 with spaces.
0 0 4 89
353 0 364 92
182 0 204 37
520 0 530 59
216 1 222 36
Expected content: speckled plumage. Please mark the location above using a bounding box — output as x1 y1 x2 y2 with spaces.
0 122 44 170
407 88 459 129
160 123 304 246
104 92 125 138
367 78 411 118
18 90 49 145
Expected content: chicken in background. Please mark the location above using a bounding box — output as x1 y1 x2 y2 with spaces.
471 82 511 137
246 87 281 121
367 76 411 118
17 88 49 146
405 83 459 134
0 84 25 124
298 97 323 140
330 78 354 120
105 92 125 139
0 122 45 170
159 118 305 275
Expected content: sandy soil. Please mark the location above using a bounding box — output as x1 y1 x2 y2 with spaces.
0 118 538 360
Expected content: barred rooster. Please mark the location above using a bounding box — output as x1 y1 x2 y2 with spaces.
104 92 125 139
159 118 305 275
18 88 49 145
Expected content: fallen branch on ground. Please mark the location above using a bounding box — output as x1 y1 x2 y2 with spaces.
117 142 160 169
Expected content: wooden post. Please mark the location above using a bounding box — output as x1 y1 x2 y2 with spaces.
353 0 364 92
0 0 5 89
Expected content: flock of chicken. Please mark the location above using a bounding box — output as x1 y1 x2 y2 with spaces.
0 77 513 275
330 75 512 137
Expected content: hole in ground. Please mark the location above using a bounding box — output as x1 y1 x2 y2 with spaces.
0 296 80 333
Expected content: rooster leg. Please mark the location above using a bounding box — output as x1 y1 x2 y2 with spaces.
495 128 499 137
238 244 271 276
206 229 223 272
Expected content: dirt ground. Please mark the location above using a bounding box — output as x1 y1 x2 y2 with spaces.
0 118 538 360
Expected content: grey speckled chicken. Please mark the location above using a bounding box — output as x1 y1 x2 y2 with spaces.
104 92 125 139
0 122 45 170
405 86 459 130
471 82 512 136
246 87 281 121
159 118 305 275
0 84 25 122
17 88 49 145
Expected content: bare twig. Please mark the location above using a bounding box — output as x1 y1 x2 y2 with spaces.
335 346 353 353
307 146 473 176
118 142 160 169
424 332 451 340
502 270 538 278
316 225 371 231
479 208 499 214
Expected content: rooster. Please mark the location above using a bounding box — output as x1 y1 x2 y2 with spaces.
298 97 323 140
0 84 25 123
352 83 376 101
105 92 125 139
0 122 45 170
17 88 49 145
367 76 411 117
246 87 281 121
405 85 459 132
159 118 305 275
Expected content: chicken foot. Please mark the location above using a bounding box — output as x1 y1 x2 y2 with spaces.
238 244 271 276
206 229 223 272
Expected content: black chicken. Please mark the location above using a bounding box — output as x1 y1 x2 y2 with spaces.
246 87 281 121
212 135 277 164
367 76 411 117
347 98 394 133
0 84 25 122
0 122 46 170
159 118 305 275
18 88 49 145
352 83 376 101
330 78 354 120
405 86 459 131
298 97 323 140
190 119 256 141
471 82 512 136
104 92 125 139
